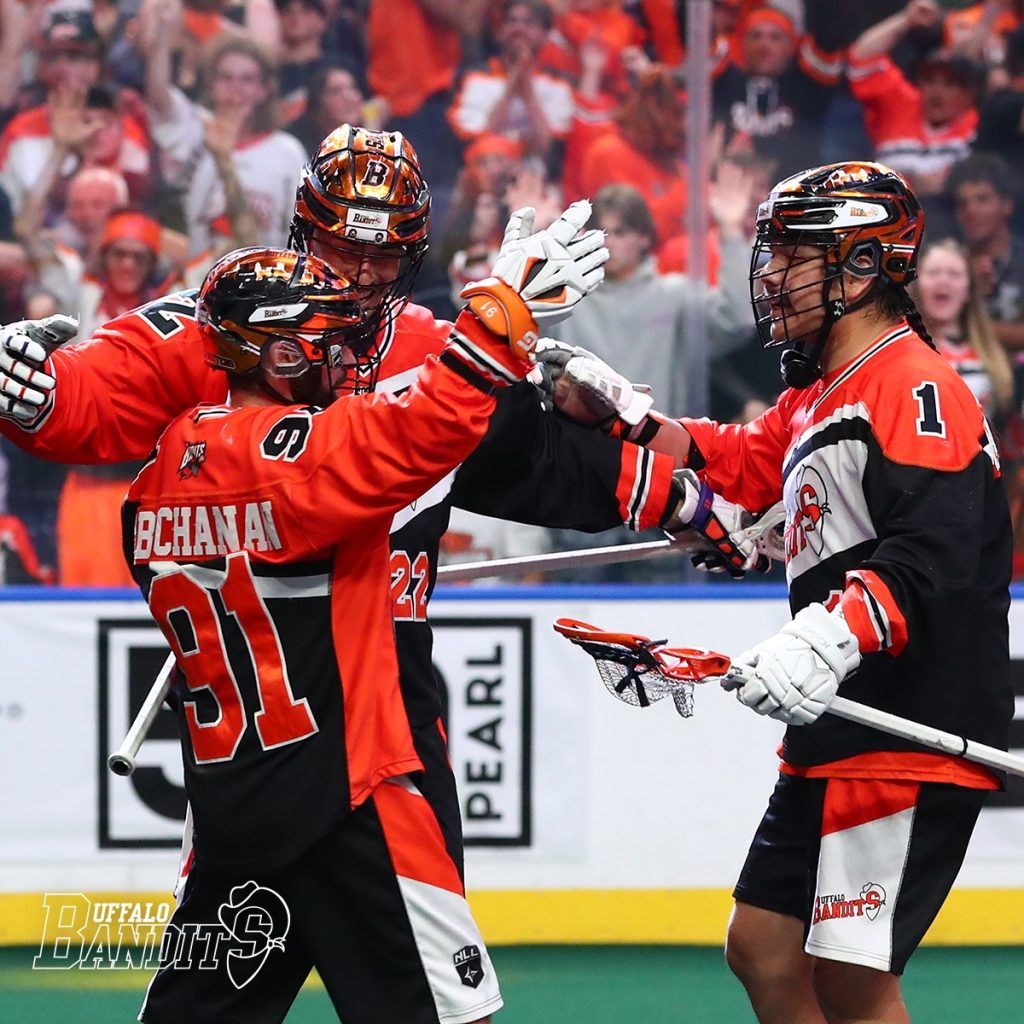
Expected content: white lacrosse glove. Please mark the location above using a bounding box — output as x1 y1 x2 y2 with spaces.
663 469 777 577
492 200 609 326
722 603 861 726
0 315 78 428
528 337 653 427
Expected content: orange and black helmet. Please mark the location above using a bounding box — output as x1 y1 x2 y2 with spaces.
198 247 372 403
754 161 924 285
750 161 927 386
290 125 429 328
293 125 430 249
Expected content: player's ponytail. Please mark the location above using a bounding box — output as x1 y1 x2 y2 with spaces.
877 280 935 350
900 290 936 350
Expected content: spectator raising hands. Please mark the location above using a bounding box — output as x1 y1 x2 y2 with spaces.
448 0 575 159
848 0 984 195
0 11 151 214
140 0 306 263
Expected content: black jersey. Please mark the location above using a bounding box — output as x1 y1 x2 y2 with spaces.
684 323 1013 780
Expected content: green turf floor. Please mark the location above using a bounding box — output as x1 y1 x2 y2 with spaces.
1 945 1022 1022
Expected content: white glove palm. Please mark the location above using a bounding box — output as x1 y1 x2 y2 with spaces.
723 603 861 725
492 201 609 326
529 337 653 426
0 315 78 427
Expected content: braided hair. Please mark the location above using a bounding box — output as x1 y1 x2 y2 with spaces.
900 290 935 349
875 280 936 349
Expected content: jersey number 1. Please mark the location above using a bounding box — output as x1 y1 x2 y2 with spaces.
149 552 318 763
913 382 946 438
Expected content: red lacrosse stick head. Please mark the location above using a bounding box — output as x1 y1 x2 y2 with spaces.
552 618 733 682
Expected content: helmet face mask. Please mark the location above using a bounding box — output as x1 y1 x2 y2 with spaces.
749 161 925 388
290 125 430 334
303 227 424 335
751 240 846 350
257 336 372 406
198 247 376 407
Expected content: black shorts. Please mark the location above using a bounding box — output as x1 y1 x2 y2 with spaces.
733 772 988 975
139 773 501 1024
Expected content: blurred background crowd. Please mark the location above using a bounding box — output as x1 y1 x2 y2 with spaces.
1 0 1023 587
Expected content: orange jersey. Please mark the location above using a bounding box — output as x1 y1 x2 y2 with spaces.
125 352 497 871
683 323 1011 784
847 57 978 185
368 0 462 118
1 294 462 465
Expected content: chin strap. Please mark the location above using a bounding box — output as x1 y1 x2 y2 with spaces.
779 263 881 390
779 298 843 389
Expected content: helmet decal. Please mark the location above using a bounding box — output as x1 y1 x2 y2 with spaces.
289 125 430 333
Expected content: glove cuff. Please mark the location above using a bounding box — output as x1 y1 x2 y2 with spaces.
459 277 539 362
447 279 540 388
665 469 714 531
785 603 861 681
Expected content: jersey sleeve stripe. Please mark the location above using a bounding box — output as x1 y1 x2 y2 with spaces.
634 450 676 532
446 328 520 386
627 447 653 531
616 445 641 529
439 350 499 395
841 570 908 656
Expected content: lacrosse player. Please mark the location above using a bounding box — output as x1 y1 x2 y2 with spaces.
542 161 1013 1024
124 244 561 1022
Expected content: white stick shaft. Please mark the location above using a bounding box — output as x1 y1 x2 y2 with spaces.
827 695 1024 778
106 653 175 777
436 539 686 583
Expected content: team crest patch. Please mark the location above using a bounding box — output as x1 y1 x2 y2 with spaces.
812 883 887 924
178 441 207 479
786 464 831 559
453 945 484 988
861 882 886 921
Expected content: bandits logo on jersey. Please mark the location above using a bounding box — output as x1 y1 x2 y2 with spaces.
178 441 207 479
785 464 831 560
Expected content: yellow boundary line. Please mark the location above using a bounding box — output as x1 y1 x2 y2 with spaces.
3 889 1023 947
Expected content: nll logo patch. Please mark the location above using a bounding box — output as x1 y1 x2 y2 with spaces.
453 944 484 988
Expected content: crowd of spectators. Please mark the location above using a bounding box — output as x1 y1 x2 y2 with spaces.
3 0 1024 586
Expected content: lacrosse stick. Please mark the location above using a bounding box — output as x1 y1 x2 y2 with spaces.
553 618 1024 778
438 501 786 583
107 653 175 777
